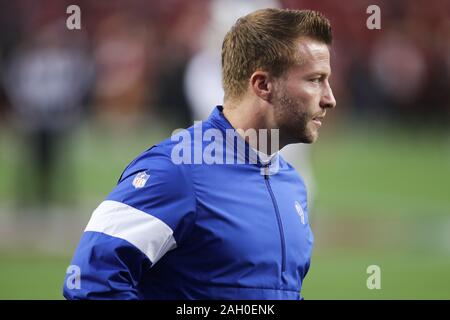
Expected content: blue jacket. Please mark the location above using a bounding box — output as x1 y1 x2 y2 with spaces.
63 106 313 300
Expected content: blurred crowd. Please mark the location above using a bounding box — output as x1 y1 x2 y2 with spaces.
0 0 449 126
0 0 449 209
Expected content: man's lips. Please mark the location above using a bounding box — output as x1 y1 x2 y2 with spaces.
312 113 326 127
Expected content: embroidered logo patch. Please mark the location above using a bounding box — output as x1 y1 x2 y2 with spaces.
132 171 150 189
295 201 305 225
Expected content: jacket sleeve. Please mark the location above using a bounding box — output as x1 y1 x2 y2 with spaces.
63 148 196 299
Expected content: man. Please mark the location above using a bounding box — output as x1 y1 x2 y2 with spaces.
63 8 336 300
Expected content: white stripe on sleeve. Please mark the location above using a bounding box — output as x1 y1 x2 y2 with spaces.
84 200 177 265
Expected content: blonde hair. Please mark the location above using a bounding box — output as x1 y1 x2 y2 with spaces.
221 8 332 102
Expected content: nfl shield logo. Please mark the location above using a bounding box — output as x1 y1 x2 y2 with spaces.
295 201 305 225
132 171 150 189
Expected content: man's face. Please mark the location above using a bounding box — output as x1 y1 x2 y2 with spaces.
272 37 336 144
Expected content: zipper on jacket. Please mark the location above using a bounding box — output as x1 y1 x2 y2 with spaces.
263 164 287 273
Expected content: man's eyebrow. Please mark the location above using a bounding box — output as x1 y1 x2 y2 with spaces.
306 70 331 77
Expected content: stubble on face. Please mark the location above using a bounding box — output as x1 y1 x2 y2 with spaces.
273 85 317 144
270 39 333 145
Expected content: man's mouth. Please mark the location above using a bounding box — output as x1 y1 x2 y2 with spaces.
312 119 322 127
312 114 325 127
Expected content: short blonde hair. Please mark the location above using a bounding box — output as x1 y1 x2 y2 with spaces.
221 8 332 102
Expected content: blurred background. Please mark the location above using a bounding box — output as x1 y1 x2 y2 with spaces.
0 0 449 299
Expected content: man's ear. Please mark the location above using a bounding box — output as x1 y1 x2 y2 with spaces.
250 71 273 101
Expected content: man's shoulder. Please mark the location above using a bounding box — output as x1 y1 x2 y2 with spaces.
118 134 193 185
118 118 221 183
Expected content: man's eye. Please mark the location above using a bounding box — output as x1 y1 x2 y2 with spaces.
310 78 321 83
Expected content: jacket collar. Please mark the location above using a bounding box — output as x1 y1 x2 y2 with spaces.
207 106 280 169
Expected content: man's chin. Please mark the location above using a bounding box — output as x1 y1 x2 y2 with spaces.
291 133 317 144
284 127 318 144
298 129 318 144
302 135 317 144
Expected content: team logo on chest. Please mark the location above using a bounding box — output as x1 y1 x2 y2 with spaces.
294 201 305 224
132 171 150 189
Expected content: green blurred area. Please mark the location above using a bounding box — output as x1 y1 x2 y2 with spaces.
0 120 449 299
2 249 450 300
313 123 450 217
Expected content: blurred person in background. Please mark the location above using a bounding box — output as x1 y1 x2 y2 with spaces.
154 0 210 128
3 22 93 211
369 28 427 121
91 11 151 125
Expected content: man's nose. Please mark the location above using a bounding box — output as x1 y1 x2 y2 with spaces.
320 82 336 109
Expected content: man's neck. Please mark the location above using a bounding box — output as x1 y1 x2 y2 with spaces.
222 101 281 155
